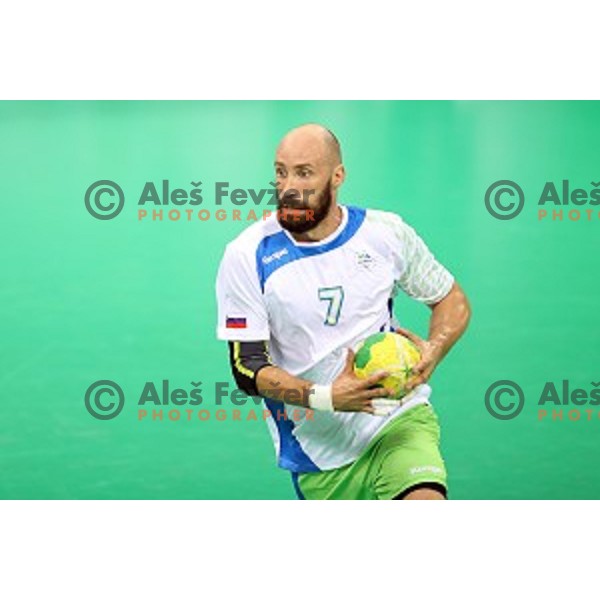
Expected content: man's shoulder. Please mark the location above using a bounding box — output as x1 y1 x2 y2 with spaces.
363 206 408 228
359 206 416 240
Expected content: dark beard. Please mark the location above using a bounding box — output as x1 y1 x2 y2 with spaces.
277 182 333 234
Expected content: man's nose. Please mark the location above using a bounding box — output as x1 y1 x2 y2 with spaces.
279 177 301 200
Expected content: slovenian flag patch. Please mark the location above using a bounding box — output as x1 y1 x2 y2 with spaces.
226 316 247 329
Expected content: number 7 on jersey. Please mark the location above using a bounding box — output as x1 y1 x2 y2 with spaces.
318 285 345 326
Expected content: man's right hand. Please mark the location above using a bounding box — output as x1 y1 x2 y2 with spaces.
331 348 392 414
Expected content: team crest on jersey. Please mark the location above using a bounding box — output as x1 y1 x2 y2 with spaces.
355 250 376 271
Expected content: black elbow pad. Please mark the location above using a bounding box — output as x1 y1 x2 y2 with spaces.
227 340 273 396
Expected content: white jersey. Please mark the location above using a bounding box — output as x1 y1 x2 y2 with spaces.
215 204 454 472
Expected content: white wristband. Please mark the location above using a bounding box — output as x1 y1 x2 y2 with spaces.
308 384 334 412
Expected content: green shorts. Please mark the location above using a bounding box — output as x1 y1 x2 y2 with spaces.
296 403 447 500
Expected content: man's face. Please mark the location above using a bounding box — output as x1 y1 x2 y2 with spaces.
274 146 334 234
276 178 333 234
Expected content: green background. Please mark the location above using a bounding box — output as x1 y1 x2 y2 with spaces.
1 101 598 499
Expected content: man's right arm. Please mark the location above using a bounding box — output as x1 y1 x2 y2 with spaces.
229 340 392 414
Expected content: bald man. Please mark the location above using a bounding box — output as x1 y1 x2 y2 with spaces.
216 124 471 500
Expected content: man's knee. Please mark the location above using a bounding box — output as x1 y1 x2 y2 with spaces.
402 487 445 500
393 482 447 500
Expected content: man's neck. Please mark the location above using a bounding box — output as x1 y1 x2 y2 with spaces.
289 203 343 243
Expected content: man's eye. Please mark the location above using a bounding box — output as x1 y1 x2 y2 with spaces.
299 170 311 178
275 168 285 177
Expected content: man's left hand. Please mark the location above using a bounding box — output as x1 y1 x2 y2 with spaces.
395 327 443 392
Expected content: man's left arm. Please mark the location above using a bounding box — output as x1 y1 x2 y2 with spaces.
398 281 471 391
389 214 471 390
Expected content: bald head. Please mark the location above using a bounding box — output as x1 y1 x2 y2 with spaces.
274 123 346 236
276 123 342 168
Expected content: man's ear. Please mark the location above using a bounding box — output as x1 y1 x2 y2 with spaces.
332 164 346 189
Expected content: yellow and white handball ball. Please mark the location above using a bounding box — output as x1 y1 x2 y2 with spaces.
353 331 421 400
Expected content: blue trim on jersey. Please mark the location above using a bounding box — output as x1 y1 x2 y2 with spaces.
263 398 321 473
255 205 367 291
291 472 305 500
